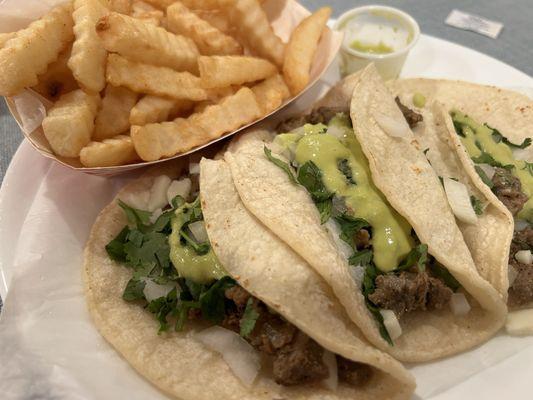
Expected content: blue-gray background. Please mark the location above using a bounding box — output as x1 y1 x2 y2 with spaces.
0 0 532 307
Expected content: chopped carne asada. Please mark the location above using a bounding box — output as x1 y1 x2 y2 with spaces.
368 271 453 318
276 106 350 132
222 284 372 386
491 168 529 216
508 227 533 307
395 96 423 128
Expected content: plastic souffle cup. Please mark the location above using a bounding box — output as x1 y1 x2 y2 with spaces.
334 5 420 80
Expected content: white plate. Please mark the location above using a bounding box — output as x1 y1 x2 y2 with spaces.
1 34 532 400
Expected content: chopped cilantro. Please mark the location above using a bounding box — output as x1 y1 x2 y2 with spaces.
474 165 495 189
334 214 371 250
315 198 333 224
147 288 179 333
199 276 236 323
348 249 373 266
122 278 146 301
337 158 356 185
472 151 514 170
523 161 533 177
470 196 484 215
361 264 393 345
430 262 461 291
240 298 259 338
118 200 152 230
397 244 428 272
490 126 531 149
297 161 334 223
264 146 297 184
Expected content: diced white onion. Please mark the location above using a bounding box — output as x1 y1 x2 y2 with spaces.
195 326 261 387
324 219 353 260
505 309 533 336
149 208 163 224
508 264 519 286
167 178 192 204
350 265 365 285
148 175 172 212
321 350 338 391
477 163 495 180
443 178 478 225
373 111 410 138
120 190 149 211
142 280 175 302
515 219 529 231
450 292 471 316
379 309 402 340
513 147 533 163
189 162 200 175
515 250 532 265
326 124 345 140
189 220 209 243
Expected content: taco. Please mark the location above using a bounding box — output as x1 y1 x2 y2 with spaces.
83 154 415 399
224 65 507 362
389 78 532 312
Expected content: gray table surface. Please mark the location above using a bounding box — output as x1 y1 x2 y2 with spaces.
0 0 532 308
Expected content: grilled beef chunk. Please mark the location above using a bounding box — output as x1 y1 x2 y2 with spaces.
508 227 533 306
492 168 528 215
337 356 373 386
395 97 423 128
355 229 371 250
276 106 350 132
368 271 452 318
272 331 329 386
221 285 373 387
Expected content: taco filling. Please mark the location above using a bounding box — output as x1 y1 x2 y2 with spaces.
104 170 372 388
267 108 462 343
451 112 533 306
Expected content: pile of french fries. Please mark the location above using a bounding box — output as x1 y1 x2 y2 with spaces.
0 0 331 167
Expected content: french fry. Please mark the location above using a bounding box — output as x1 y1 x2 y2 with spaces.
42 89 100 158
192 10 232 35
220 0 285 67
137 0 176 9
129 95 194 125
131 1 164 25
106 54 208 100
283 7 331 95
0 4 74 97
94 85 139 140
32 46 79 101
166 2 242 56
131 87 261 161
80 135 139 167
198 56 277 88
109 0 132 14
180 0 220 10
0 32 16 48
195 85 239 113
68 0 109 93
251 74 290 114
96 12 199 73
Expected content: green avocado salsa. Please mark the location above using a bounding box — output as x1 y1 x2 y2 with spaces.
451 111 532 222
350 40 393 54
276 114 413 272
169 200 225 283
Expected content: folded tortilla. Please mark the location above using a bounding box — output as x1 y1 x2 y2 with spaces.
388 78 532 307
225 65 507 362
83 157 415 399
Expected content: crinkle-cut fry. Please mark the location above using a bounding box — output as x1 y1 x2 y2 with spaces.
131 87 262 161
220 0 285 67
80 135 139 167
94 85 139 140
166 2 242 56
137 0 176 9
180 0 220 10
129 95 194 125
109 0 132 14
131 0 159 13
198 55 277 88
251 74 290 114
96 12 199 73
68 0 109 93
131 1 164 25
32 46 79 101
0 4 74 97
283 7 331 95
192 10 233 35
42 89 100 158
0 32 16 48
106 54 208 100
